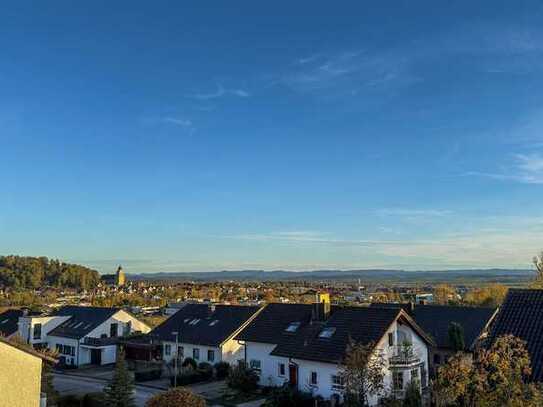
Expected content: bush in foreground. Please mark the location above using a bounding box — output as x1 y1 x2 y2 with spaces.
145 388 205 407
214 361 230 379
227 363 259 393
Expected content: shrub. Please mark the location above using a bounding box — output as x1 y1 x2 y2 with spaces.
214 361 230 379
82 393 106 407
227 363 259 393
182 357 198 370
57 395 81 407
403 380 422 407
145 387 205 407
198 361 212 371
262 385 315 407
170 368 213 386
134 369 162 382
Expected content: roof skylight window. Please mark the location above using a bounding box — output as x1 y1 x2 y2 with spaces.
318 327 336 338
285 322 301 332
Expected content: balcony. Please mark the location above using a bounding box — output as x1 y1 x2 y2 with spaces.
389 344 423 366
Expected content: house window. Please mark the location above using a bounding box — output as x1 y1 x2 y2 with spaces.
421 365 428 388
33 323 42 340
71 346 75 357
178 346 184 358
393 371 404 391
278 363 286 377
63 345 70 355
164 344 171 356
310 371 318 386
110 323 118 337
411 367 419 383
193 348 200 360
56 344 62 353
331 374 345 390
208 350 215 362
434 353 441 365
249 359 261 372
388 332 394 346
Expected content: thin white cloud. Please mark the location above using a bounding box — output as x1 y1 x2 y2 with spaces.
376 208 453 217
190 84 250 100
161 117 193 127
467 153 543 184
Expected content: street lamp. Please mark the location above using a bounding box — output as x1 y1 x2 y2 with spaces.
172 331 179 387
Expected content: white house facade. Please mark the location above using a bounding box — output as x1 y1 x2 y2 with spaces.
236 301 434 406
149 303 261 366
18 306 150 367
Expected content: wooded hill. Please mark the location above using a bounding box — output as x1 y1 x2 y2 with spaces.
0 255 100 290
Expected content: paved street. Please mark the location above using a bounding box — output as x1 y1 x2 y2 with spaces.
53 374 161 407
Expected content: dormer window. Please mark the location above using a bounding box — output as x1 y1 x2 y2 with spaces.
318 327 336 338
285 322 301 332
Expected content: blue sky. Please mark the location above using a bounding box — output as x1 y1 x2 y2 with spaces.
2 1 543 273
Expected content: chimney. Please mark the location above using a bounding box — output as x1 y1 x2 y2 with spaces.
312 292 331 322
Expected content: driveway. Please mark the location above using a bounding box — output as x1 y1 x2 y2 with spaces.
53 373 161 407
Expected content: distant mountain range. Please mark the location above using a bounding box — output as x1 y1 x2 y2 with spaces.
128 268 534 284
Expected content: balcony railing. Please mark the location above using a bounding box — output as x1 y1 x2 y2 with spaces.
389 344 423 366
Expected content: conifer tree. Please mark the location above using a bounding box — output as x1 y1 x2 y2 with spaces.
104 351 135 407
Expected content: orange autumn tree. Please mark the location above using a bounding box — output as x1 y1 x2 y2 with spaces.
434 335 543 407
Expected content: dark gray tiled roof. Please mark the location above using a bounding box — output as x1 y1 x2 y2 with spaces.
488 289 543 382
0 309 23 337
234 303 314 344
151 304 261 347
270 306 403 364
237 303 434 364
48 306 120 339
370 303 496 349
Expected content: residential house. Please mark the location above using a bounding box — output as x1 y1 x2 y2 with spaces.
0 336 56 407
487 289 543 382
370 303 497 375
18 306 151 367
235 300 434 405
151 303 261 365
0 308 25 339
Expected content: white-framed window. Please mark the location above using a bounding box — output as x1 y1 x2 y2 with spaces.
208 349 215 362
193 348 200 360
393 371 404 390
278 363 285 377
388 332 394 346
310 371 318 386
331 374 345 390
250 359 261 372
178 346 184 358
33 323 42 340
164 344 171 356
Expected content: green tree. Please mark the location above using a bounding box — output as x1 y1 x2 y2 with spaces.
403 379 422 407
448 322 465 352
103 351 135 407
340 340 386 407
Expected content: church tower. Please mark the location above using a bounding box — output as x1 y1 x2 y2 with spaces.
115 265 126 286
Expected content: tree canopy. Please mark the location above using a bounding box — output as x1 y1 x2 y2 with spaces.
0 255 100 290
434 335 543 407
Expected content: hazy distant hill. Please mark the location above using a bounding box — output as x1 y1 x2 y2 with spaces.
128 268 534 285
